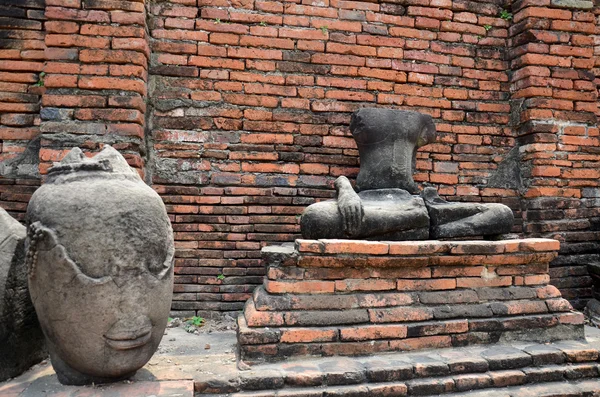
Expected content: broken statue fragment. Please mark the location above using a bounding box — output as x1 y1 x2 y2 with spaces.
26 146 174 385
0 208 46 382
301 108 514 240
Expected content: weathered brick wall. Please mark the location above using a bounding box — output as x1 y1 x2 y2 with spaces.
148 0 527 317
40 0 149 176
509 0 600 308
0 0 45 221
148 0 599 316
0 0 598 317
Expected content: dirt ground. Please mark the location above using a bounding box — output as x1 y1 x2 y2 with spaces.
0 318 239 396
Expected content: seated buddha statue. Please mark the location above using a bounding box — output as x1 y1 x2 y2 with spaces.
300 108 514 240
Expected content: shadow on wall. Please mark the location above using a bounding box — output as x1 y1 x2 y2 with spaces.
0 137 41 180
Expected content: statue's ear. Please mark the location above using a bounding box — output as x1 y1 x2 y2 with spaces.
26 222 110 285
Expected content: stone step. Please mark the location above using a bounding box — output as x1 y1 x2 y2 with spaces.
438 379 600 397
196 339 600 396
201 377 600 396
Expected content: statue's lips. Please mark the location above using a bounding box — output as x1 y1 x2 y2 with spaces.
104 328 152 350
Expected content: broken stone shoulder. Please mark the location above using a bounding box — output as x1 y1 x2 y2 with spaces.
300 108 514 240
0 208 46 383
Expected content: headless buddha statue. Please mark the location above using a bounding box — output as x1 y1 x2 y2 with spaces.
300 108 514 240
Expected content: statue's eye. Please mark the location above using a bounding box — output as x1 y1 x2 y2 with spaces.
146 258 168 276
145 245 174 279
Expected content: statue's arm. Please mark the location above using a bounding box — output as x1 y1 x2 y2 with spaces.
335 176 363 237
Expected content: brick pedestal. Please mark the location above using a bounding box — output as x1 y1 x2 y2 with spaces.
238 239 584 364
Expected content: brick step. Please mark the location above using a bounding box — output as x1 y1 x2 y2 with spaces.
241 240 575 361
426 379 600 397
246 287 577 329
245 292 576 328
199 367 600 397
240 306 584 363
195 339 600 396
252 285 565 312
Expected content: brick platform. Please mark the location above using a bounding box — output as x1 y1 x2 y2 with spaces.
238 239 584 364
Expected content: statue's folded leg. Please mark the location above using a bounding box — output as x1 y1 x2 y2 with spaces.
421 187 514 239
429 203 514 239
300 201 348 240
300 196 430 240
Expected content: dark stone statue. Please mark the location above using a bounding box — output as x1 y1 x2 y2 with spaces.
26 146 174 385
301 108 514 240
585 263 600 326
0 208 46 382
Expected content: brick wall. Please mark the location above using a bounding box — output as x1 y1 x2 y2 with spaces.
0 0 598 316
509 0 600 308
40 0 149 176
148 0 524 317
0 0 45 221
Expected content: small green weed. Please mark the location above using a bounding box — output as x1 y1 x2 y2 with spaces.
259 21 267 27
34 72 45 87
320 25 328 34
499 10 512 21
484 24 492 31
190 316 204 327
217 274 226 281
214 18 221 24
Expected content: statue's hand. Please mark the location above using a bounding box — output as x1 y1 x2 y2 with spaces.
335 176 364 237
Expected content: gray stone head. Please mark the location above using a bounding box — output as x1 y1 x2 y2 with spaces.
26 146 174 385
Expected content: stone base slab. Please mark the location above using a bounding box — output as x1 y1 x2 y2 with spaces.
238 238 584 364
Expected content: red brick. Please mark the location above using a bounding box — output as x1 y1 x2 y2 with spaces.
546 298 573 312
42 94 106 108
280 328 337 343
80 49 146 66
244 300 284 327
389 335 452 351
489 370 526 387
45 6 110 23
265 279 335 294
397 279 456 291
321 240 389 255
369 307 433 323
367 384 408 396
335 279 396 292
46 34 110 48
79 77 146 95
340 324 408 341
0 61 43 73
44 74 78 88
536 285 562 299
456 276 512 288
388 241 451 255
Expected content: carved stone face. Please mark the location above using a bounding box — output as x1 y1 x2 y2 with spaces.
26 146 174 384
29 223 173 380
